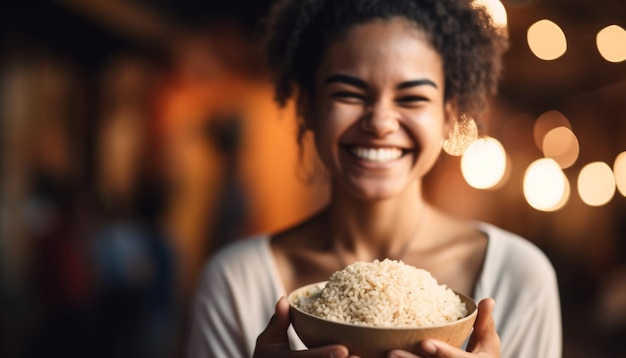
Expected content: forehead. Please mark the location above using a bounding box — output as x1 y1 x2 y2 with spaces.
318 17 443 83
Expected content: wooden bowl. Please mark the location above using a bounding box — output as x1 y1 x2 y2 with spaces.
288 281 477 358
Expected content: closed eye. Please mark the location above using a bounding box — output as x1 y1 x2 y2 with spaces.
331 91 367 102
396 95 429 105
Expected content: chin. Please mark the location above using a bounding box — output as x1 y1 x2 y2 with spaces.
342 181 409 202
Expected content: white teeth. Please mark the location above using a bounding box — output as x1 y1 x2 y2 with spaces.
350 147 403 162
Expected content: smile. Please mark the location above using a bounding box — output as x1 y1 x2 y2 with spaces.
348 146 406 163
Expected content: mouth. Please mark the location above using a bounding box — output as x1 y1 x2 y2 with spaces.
346 146 411 163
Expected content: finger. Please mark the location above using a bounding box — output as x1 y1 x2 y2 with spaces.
388 340 469 358
423 339 473 358
293 345 351 358
257 341 350 358
466 298 500 354
387 349 419 357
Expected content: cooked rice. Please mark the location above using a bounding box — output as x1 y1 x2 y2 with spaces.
294 259 467 327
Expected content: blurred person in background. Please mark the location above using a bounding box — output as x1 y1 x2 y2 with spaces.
188 0 561 358
88 55 176 358
15 58 94 358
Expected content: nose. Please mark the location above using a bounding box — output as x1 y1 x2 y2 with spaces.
360 102 400 136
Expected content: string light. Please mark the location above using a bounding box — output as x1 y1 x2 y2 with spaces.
542 126 579 169
613 152 626 197
596 25 626 63
527 19 567 60
523 158 569 211
533 110 571 151
578 162 616 207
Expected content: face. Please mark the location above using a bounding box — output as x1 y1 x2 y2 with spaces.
306 17 455 201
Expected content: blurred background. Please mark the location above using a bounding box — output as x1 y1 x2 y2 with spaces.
1 0 625 357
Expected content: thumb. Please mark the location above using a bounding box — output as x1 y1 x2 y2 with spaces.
256 296 292 348
466 298 500 354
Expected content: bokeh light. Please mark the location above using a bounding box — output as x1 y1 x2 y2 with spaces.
527 19 567 60
578 162 616 207
472 0 508 28
596 25 626 63
461 136 507 189
542 126 579 168
533 110 571 151
614 151 626 196
442 114 478 156
523 158 569 211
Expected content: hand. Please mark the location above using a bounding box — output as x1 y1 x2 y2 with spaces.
386 298 501 358
253 296 359 358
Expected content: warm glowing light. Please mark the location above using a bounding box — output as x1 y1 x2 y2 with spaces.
555 173 571 211
614 151 626 196
578 162 616 207
442 114 478 156
527 19 567 60
523 158 569 211
533 110 571 151
461 136 507 189
597 25 626 63
472 0 508 28
542 126 579 168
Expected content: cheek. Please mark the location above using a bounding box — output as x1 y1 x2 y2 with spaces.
312 105 361 146
406 111 447 145
404 113 447 170
310 108 342 166
423 127 446 164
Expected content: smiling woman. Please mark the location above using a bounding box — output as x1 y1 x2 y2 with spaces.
187 1 561 358
309 19 449 201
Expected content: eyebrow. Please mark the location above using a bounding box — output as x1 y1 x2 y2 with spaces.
325 74 438 90
396 79 438 90
325 74 367 89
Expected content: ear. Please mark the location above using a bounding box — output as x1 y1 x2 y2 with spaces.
443 98 459 136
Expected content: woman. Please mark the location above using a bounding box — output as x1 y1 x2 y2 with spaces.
188 0 562 357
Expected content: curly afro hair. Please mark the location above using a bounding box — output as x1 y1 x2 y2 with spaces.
262 0 509 122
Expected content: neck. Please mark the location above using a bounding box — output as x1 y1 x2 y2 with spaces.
326 183 428 263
